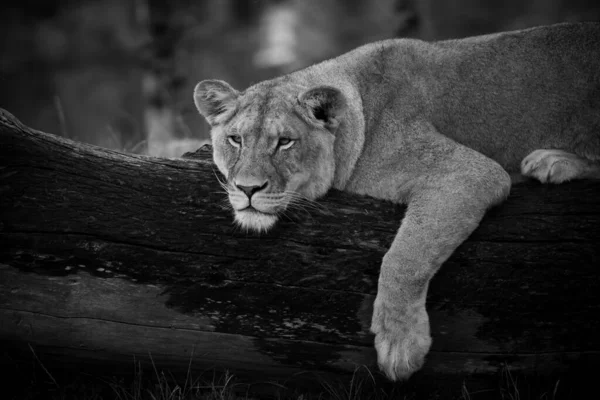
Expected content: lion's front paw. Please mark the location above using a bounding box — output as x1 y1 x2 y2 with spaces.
521 149 586 183
370 294 431 381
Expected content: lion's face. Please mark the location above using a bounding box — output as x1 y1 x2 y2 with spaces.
194 80 347 232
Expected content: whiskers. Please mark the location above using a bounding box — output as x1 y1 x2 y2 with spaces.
208 172 330 229
283 190 330 218
216 198 233 212
212 167 230 193
210 167 234 211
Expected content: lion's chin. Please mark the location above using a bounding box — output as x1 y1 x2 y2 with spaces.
234 209 278 233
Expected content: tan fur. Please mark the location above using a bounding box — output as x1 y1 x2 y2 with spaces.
194 22 600 380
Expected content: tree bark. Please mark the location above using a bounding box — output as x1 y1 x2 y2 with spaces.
1 107 599 385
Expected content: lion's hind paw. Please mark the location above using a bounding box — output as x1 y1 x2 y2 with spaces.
521 149 597 183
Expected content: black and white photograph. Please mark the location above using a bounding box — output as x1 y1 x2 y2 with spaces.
1 1 599 399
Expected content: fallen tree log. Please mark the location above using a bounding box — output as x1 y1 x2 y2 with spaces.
1 107 600 387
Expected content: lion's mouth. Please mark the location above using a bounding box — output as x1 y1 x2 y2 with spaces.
239 205 277 217
241 205 265 213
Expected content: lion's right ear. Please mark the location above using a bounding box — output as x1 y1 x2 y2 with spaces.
193 80 239 125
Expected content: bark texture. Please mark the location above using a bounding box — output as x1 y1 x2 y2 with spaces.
1 107 599 384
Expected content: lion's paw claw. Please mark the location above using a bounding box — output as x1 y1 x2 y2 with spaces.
371 297 431 381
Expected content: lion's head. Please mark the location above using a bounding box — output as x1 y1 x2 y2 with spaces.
194 79 347 232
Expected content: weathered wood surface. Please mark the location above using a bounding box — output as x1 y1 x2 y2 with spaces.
1 107 600 383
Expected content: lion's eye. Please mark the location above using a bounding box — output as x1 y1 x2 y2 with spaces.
228 135 242 146
278 138 294 149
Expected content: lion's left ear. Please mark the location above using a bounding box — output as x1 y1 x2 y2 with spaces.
194 80 239 126
298 86 347 132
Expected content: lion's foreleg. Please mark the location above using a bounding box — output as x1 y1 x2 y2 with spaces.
371 143 511 381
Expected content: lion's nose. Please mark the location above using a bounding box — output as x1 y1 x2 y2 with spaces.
235 181 268 199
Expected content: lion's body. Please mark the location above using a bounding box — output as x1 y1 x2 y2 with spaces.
194 22 600 380
287 22 600 192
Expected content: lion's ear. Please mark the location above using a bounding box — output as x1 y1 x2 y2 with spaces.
194 80 239 125
298 86 347 131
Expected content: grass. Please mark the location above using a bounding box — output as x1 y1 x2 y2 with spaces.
3 348 578 400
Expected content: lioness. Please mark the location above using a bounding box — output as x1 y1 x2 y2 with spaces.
193 22 600 380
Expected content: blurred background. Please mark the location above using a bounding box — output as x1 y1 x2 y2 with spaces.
1 0 599 158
